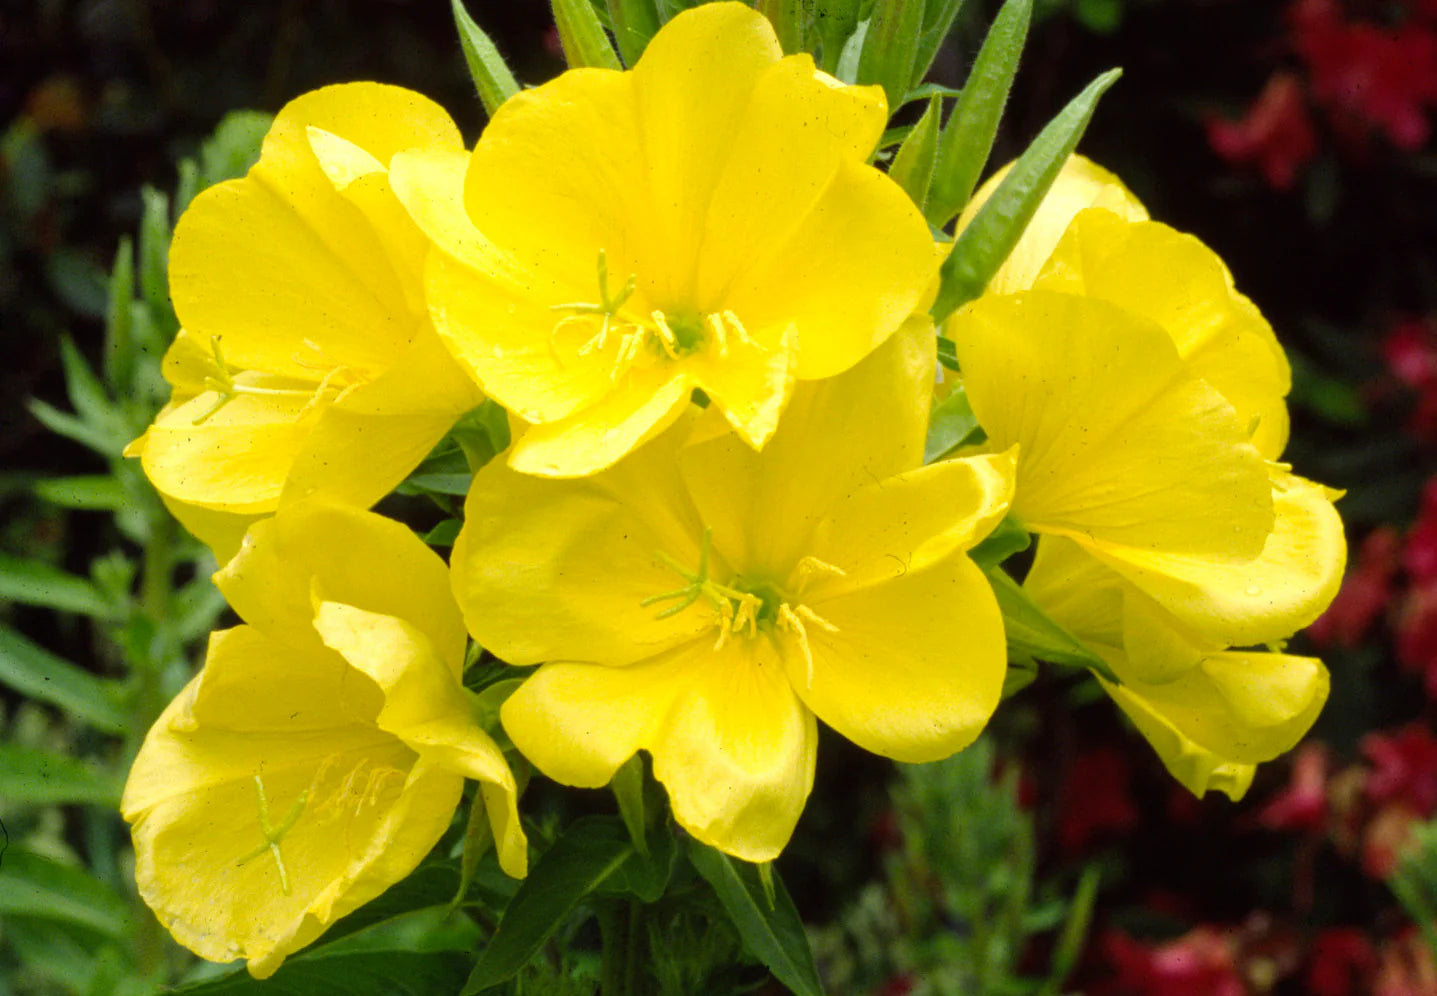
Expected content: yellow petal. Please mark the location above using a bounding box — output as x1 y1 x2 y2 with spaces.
121 626 460 977
502 633 818 863
215 501 465 668
792 550 1006 763
956 154 1148 295
1101 648 1328 798
454 412 715 667
506 368 693 478
950 291 1274 562
280 329 482 508
1033 209 1292 459
1093 471 1347 646
806 450 1015 596
687 326 797 451
140 388 322 511
679 316 935 576
313 601 527 878
155 491 263 567
1021 536 1126 656
264 83 462 175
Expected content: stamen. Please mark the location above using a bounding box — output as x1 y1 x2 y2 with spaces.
721 310 758 349
650 311 683 360
237 774 309 895
792 556 847 595
778 604 816 689
190 335 342 426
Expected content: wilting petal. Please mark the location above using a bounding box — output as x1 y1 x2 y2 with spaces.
1033 209 1292 459
956 154 1149 296
950 291 1274 562
795 552 1006 763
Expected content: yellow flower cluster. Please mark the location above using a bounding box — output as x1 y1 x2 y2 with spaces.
121 1 1345 976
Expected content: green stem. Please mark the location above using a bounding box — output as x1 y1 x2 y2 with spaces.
599 902 646 996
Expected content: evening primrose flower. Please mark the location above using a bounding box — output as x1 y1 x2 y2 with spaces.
946 159 1345 648
451 322 1014 860
126 83 483 559
1024 535 1330 799
390 1 936 477
122 502 525 978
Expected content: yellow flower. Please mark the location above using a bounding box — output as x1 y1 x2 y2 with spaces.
450 321 1014 861
390 1 937 477
121 502 526 978
946 157 1345 647
1024 536 1330 799
126 83 483 560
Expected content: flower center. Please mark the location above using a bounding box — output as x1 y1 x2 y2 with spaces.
549 250 761 380
641 529 844 685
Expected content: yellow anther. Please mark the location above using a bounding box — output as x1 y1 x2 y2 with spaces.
238 774 309 895
793 556 847 595
721 310 758 349
650 311 683 360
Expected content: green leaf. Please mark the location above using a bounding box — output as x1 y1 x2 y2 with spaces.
0 745 121 807
453 0 521 117
137 186 174 332
611 754 649 857
422 519 462 547
396 473 473 497
46 250 108 318
0 552 119 618
0 849 131 940
931 67 1121 323
169 950 473 996
913 0 968 86
856 0 926 110
983 567 1120 683
688 843 824 996
0 624 129 733
58 336 121 437
968 516 1031 567
1039 864 1101 996
27 399 124 458
755 0 813 55
889 95 942 210
198 110 271 188
926 0 1031 228
606 0 661 65
813 0 863 73
924 386 983 463
34 475 128 511
552 0 623 69
105 236 136 389
462 816 639 992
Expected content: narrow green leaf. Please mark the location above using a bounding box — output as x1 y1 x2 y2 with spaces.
756 0 813 56
33 475 128 511
856 0 926 110
611 754 649 857
455 792 497 909
169 950 472 996
105 236 135 389
606 0 661 65
453 0 521 118
27 399 123 458
197 110 272 188
422 519 462 547
931 67 1121 323
1040 864 1101 996
0 553 119 618
913 0 968 86
395 473 473 497
968 516 1031 567
58 336 118 435
0 624 129 733
983 567 1121 684
0 850 131 940
137 187 173 329
924 386 983 463
688 843 824 996
813 0 863 73
926 0 1032 228
552 0 623 69
174 157 201 216
889 95 943 211
462 816 635 991
0 745 121 807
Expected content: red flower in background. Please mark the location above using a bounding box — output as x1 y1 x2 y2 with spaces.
1207 73 1318 189
1290 0 1437 150
1385 318 1437 440
1375 928 1437 995
1101 928 1247 996
1260 742 1331 832
1363 725 1437 814
1309 929 1380 996
1311 528 1402 648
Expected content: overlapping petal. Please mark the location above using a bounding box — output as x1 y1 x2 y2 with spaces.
123 502 526 976
407 1 935 476
950 290 1274 562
